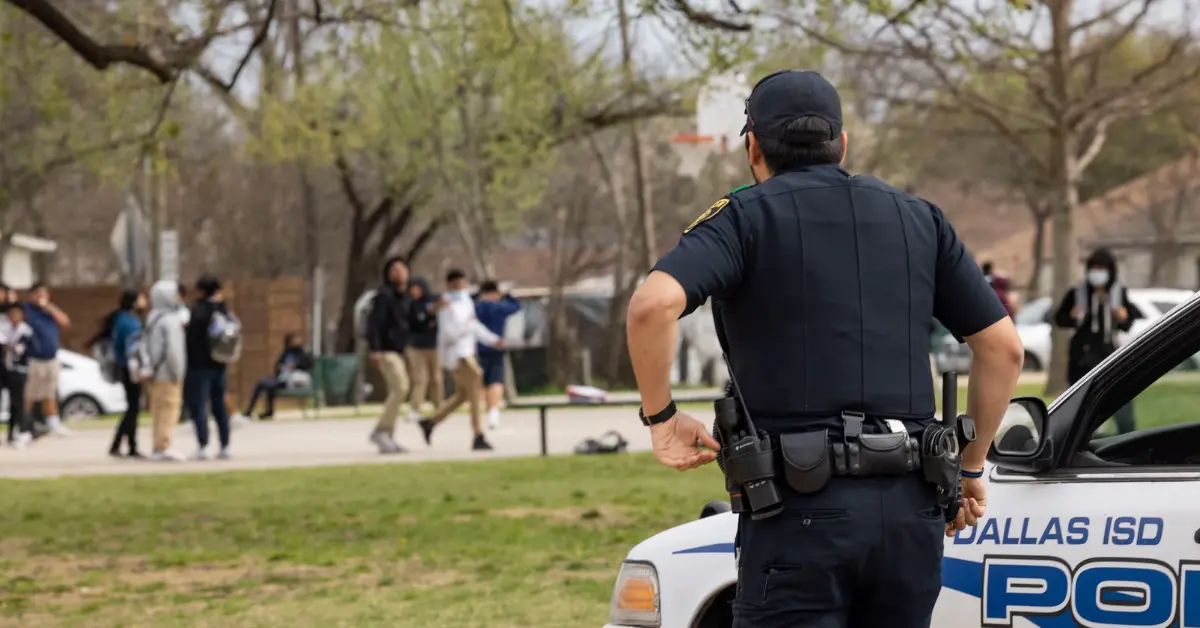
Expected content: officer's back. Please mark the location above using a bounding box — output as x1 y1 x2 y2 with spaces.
725 166 950 430
627 70 1023 628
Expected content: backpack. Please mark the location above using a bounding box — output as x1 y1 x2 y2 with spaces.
91 339 118 384
127 313 167 383
208 310 243 364
353 289 378 341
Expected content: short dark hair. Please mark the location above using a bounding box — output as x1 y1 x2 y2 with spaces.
754 116 844 172
446 269 467 283
196 275 222 297
31 282 47 292
479 279 499 293
118 289 140 311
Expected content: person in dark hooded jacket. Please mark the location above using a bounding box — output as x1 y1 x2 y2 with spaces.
365 257 414 454
1053 247 1143 433
405 277 442 419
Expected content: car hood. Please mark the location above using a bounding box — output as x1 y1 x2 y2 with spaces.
626 511 738 562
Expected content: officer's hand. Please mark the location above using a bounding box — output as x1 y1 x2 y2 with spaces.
650 412 720 471
945 475 988 537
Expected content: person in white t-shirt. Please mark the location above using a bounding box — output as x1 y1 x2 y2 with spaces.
417 269 503 451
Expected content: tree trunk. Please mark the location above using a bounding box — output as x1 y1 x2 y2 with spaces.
1042 0 1078 398
1026 210 1048 299
616 0 656 273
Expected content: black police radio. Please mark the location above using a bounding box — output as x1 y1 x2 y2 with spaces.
713 355 784 520
920 371 977 523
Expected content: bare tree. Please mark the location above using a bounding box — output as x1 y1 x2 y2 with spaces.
790 0 1200 394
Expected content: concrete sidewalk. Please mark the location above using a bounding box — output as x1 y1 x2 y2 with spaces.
0 405 660 480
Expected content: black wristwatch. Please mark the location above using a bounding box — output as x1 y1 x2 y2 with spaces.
639 401 677 426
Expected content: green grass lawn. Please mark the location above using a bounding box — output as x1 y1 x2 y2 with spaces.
5 378 1195 627
0 455 726 628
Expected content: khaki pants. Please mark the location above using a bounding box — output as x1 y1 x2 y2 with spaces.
428 357 484 435
374 352 410 435
406 347 443 409
148 380 183 453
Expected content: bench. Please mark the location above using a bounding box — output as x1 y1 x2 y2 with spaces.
509 390 723 456
272 355 362 419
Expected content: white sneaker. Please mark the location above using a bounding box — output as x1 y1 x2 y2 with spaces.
405 409 421 423
231 414 253 430
486 408 501 431
47 418 72 437
192 449 210 461
13 431 31 450
217 448 232 460
151 449 185 462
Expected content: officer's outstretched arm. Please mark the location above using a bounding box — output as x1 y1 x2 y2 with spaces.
962 316 1024 471
627 271 687 414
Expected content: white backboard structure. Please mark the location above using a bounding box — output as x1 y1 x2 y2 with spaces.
697 72 749 153
673 72 749 177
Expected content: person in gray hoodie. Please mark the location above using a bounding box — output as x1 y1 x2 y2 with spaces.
145 280 188 461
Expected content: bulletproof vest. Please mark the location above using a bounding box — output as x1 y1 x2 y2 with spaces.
719 164 940 431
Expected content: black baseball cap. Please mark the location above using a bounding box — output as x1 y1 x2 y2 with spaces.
740 70 843 142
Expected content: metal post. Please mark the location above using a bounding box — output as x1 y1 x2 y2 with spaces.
539 406 548 456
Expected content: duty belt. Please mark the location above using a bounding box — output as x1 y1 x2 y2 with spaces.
774 411 922 494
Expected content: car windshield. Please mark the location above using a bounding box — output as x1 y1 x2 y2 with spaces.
1014 298 1051 326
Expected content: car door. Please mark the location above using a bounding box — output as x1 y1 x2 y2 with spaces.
937 290 1200 628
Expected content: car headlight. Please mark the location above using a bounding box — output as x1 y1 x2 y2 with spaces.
609 560 660 627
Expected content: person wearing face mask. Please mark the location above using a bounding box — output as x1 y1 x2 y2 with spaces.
1053 247 1143 433
417 269 504 452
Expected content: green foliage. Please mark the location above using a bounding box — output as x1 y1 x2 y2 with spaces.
0 4 180 208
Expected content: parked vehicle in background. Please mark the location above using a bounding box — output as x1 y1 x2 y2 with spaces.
0 350 128 423
935 288 1197 373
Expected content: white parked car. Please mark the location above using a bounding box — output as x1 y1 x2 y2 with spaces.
607 289 1200 628
935 288 1197 373
0 349 129 422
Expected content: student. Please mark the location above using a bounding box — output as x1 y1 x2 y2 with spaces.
23 283 71 437
3 303 33 449
405 277 442 420
1053 247 1142 433
365 257 414 454
95 289 148 459
145 280 187 461
238 333 313 420
473 280 520 430
417 269 504 451
184 276 233 459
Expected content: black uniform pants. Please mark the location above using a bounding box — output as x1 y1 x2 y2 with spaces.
732 473 945 628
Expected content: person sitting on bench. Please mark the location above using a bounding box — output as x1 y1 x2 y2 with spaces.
239 334 313 420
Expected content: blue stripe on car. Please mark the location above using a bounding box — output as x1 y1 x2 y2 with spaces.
669 548 1078 628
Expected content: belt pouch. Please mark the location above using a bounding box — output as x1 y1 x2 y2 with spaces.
779 431 833 494
857 433 919 476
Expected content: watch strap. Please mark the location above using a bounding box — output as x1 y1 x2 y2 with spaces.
640 401 677 426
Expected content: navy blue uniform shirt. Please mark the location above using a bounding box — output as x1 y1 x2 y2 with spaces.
653 164 1006 432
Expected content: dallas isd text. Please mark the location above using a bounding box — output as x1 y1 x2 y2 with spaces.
954 516 1164 546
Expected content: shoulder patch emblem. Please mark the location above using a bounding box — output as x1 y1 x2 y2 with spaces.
684 198 729 234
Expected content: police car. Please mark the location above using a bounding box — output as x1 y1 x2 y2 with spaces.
606 290 1200 628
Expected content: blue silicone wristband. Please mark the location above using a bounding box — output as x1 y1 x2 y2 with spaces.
961 468 984 478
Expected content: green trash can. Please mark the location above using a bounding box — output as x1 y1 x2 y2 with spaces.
314 354 361 408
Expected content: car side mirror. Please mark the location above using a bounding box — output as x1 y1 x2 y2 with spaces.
987 396 1054 473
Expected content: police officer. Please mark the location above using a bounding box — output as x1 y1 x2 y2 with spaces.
626 70 1025 627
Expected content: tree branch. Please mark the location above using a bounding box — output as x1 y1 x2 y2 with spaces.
6 0 181 82
657 0 750 31
204 0 282 92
